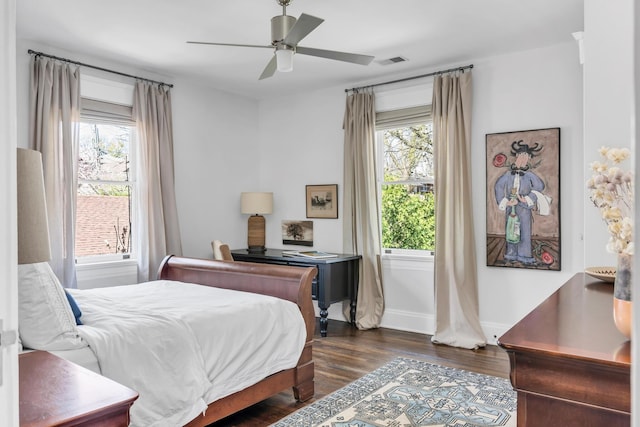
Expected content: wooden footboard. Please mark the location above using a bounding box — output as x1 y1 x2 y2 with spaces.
157 255 316 426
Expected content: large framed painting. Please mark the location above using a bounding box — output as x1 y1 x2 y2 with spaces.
486 127 561 270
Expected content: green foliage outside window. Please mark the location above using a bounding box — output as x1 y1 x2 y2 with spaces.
381 183 435 250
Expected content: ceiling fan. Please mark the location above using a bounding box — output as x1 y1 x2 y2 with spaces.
187 0 375 80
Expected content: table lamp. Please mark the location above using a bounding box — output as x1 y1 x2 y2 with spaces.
17 148 51 264
240 192 273 253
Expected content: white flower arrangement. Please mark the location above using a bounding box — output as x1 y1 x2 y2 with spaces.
586 146 634 255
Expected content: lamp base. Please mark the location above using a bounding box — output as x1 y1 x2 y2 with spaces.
247 214 266 252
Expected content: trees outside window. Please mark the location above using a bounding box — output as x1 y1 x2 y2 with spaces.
378 122 435 252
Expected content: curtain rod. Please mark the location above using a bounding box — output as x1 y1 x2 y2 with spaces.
345 64 473 93
28 49 174 88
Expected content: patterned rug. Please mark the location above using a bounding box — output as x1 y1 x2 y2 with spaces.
272 357 516 427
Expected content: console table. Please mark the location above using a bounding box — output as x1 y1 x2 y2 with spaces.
231 248 361 337
20 350 138 427
497 273 630 426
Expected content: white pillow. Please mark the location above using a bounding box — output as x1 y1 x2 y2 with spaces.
18 263 87 351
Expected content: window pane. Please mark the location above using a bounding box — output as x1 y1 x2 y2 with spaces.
381 183 435 251
76 184 131 257
383 124 433 182
79 123 131 182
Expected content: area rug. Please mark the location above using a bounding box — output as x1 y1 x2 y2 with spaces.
272 357 516 427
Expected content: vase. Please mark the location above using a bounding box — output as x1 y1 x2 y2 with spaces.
613 253 632 339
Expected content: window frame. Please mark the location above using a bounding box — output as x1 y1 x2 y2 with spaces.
76 100 137 264
376 107 435 257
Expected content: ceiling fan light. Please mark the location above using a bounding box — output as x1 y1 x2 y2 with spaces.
276 48 294 72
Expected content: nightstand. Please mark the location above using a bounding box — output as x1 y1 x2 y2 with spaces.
19 350 139 427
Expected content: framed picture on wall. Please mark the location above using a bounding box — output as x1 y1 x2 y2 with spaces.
486 127 561 270
306 184 338 219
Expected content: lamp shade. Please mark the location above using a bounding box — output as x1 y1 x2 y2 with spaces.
275 48 294 72
241 192 273 215
17 148 51 264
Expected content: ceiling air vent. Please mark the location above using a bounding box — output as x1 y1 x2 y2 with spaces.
379 56 408 66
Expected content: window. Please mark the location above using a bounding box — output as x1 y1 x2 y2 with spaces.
76 98 135 261
377 105 435 253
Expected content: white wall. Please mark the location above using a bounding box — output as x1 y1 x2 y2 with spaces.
171 78 261 259
258 90 346 254
583 0 634 267
1 1 19 425
259 41 584 342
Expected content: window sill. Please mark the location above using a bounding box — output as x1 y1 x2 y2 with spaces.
381 250 434 262
76 258 137 271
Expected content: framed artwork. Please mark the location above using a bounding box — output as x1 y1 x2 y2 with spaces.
486 127 561 270
281 220 313 246
306 184 338 219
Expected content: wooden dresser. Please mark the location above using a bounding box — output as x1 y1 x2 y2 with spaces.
498 273 630 426
19 350 138 427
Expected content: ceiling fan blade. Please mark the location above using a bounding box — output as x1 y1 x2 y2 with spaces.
259 55 278 80
283 13 324 46
187 41 272 49
296 46 374 65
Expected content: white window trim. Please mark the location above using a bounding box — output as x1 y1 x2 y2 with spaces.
382 248 434 261
76 253 132 265
81 74 134 106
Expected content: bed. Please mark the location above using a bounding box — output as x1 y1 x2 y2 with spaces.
18 255 316 427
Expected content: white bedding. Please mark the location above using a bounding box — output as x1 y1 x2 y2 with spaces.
68 280 306 427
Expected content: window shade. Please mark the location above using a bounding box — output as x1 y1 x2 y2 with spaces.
81 98 134 125
375 105 431 129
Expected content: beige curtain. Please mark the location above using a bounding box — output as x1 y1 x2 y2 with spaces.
133 82 182 281
431 71 486 349
28 56 80 288
342 91 384 329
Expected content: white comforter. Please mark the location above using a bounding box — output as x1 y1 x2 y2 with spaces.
68 280 306 427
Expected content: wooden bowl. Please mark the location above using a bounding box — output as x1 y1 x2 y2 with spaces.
585 266 616 283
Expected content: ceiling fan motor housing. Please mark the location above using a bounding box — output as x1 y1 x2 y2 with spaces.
271 14 296 45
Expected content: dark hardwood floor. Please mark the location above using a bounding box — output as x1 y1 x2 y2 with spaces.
209 319 511 427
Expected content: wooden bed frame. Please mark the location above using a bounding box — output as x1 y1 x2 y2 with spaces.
157 255 316 427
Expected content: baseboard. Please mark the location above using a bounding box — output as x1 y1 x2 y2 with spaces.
317 303 511 347
380 309 434 335
480 321 512 346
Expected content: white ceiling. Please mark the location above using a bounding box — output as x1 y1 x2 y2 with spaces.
17 0 584 100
